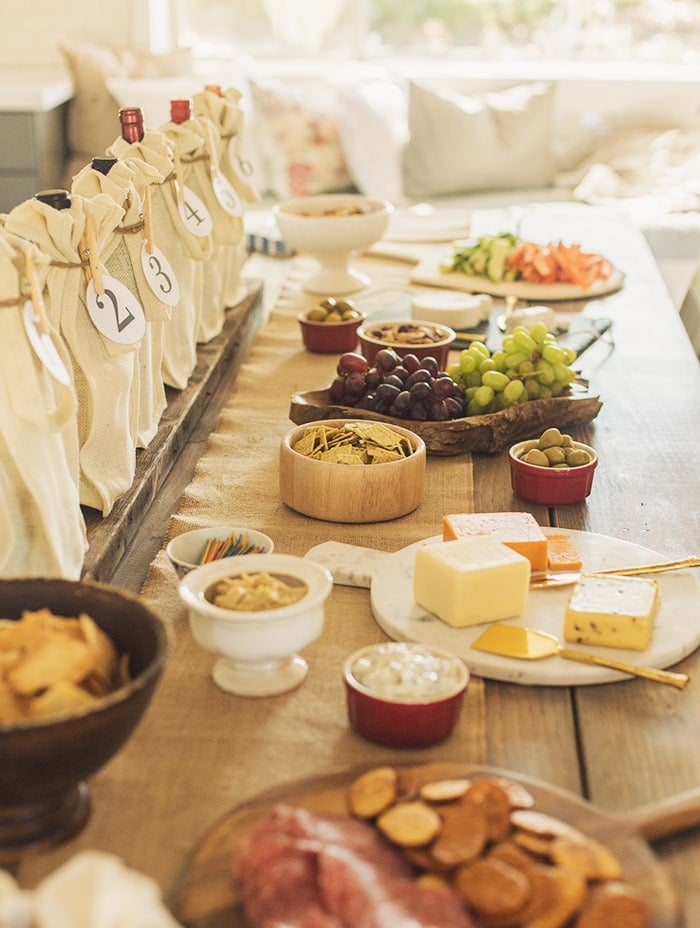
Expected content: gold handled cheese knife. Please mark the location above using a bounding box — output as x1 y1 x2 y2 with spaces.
530 556 700 589
471 624 690 689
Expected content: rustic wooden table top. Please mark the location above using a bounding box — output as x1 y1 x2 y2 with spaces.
12 203 700 926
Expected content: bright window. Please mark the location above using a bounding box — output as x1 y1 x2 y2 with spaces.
176 0 700 64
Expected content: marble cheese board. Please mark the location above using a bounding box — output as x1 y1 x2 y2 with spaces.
304 529 700 686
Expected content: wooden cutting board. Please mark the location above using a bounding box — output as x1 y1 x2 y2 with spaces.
171 762 700 928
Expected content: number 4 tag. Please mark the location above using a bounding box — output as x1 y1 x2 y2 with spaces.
86 274 147 345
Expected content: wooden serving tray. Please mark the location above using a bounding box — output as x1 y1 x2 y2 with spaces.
289 390 603 455
172 761 700 928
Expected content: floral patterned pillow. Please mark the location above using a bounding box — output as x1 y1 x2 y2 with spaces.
249 78 355 199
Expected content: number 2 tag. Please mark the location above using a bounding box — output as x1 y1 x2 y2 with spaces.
22 300 71 385
141 242 181 307
86 274 146 345
212 172 242 217
178 185 213 237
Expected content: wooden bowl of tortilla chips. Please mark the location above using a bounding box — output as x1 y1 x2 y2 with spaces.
280 419 426 523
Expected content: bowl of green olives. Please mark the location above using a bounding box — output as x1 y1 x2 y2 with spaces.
298 297 366 354
509 428 598 506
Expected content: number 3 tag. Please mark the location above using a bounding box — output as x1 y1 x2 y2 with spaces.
141 242 181 307
212 172 242 217
178 185 213 237
86 274 146 345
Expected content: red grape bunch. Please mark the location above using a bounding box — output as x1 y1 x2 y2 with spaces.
330 349 467 421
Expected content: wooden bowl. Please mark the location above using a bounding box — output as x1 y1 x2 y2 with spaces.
279 419 426 523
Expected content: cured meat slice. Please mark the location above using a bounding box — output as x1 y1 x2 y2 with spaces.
232 803 477 928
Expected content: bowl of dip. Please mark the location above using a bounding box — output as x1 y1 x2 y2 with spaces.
343 641 469 748
179 554 333 698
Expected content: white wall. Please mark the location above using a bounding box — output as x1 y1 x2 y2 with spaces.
0 0 169 72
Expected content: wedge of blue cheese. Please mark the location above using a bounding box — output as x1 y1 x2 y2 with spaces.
564 574 659 651
413 536 530 628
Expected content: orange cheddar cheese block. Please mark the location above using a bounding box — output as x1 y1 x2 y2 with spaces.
442 512 548 572
547 533 583 572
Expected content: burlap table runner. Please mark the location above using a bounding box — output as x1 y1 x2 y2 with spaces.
115 251 487 891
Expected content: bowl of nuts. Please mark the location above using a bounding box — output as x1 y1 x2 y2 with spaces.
509 427 598 506
356 319 456 370
298 297 366 354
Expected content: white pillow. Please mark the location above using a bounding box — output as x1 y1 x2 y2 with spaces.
402 81 557 198
336 77 409 202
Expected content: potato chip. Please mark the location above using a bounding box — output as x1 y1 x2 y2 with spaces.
8 636 94 697
0 608 130 724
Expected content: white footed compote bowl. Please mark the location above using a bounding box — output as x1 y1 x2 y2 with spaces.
178 554 333 697
273 194 392 294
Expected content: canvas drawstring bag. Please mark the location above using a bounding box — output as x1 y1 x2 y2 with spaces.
4 192 138 516
72 157 170 448
161 111 243 343
0 230 87 578
109 128 208 390
193 87 260 311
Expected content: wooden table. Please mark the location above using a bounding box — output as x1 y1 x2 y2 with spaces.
12 203 700 926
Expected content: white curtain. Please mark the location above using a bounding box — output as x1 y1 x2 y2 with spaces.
262 0 348 51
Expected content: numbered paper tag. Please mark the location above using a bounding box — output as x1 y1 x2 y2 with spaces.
228 137 254 181
178 185 213 237
212 172 243 217
141 241 181 307
86 274 146 345
22 300 71 385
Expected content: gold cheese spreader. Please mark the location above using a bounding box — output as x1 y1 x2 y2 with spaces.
530 556 700 589
471 624 690 689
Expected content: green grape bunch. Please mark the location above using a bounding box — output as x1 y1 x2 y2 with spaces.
446 323 578 417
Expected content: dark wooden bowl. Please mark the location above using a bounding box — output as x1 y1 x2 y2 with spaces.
0 578 170 862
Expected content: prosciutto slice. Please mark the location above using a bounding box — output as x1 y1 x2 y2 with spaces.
232 804 478 928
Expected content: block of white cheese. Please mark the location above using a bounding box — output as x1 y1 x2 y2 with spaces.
411 291 492 329
413 536 530 628
564 574 659 651
504 305 561 334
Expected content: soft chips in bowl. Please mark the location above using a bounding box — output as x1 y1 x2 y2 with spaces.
0 578 169 860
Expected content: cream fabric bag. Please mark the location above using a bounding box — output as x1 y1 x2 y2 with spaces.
4 192 137 516
72 158 169 448
109 129 208 390
193 87 259 311
161 113 243 343
0 231 87 579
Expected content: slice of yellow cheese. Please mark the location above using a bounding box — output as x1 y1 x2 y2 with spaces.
564 574 659 651
442 512 548 572
413 536 531 628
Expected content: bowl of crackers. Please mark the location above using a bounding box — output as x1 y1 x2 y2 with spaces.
0 578 169 859
279 419 426 523
179 554 333 698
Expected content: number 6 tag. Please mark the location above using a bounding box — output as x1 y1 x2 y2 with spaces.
86 274 146 345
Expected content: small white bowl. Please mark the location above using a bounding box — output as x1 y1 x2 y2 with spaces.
178 554 333 697
166 526 274 578
274 194 392 294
